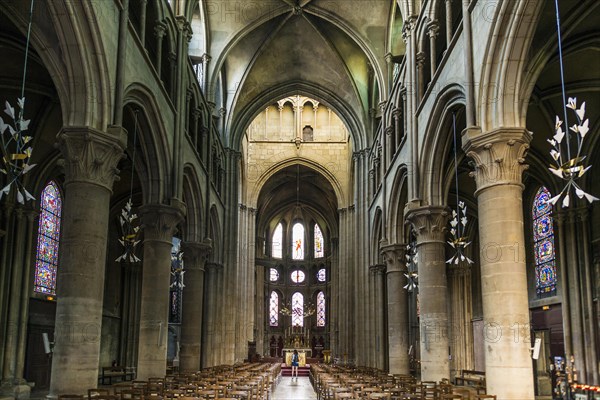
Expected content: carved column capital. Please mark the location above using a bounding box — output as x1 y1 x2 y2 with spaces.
56 126 127 191
380 243 407 273
427 20 440 38
416 51 426 67
401 16 417 42
181 240 212 271
462 127 531 194
139 201 186 244
369 263 387 275
154 21 167 38
405 205 450 243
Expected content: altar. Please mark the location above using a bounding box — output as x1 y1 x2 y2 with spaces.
283 348 311 366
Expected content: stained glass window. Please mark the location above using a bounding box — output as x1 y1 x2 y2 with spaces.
272 223 282 259
317 268 326 282
532 186 557 295
34 181 63 295
314 224 324 258
291 270 305 283
292 292 304 326
292 223 304 260
317 291 325 327
270 268 279 282
269 291 279 326
169 237 183 323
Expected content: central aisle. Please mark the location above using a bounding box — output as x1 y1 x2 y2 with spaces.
272 376 317 400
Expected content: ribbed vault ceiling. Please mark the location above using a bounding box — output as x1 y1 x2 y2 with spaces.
204 0 400 147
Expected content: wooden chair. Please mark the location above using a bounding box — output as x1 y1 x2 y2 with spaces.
58 395 85 400
89 389 111 400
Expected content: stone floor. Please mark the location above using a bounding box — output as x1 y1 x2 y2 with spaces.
271 376 317 400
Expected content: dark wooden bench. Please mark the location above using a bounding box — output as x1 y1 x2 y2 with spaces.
100 366 135 385
455 370 486 393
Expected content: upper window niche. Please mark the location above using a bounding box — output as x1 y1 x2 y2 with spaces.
245 95 349 143
314 223 324 258
269 268 279 282
272 223 283 259
34 181 63 296
292 222 304 260
532 186 557 296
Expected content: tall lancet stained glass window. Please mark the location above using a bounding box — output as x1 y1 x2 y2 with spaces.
272 223 283 259
314 224 324 258
292 223 304 260
532 186 557 295
292 292 304 326
34 181 63 295
317 291 326 327
269 291 279 326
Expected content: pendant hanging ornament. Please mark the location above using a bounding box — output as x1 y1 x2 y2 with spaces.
446 201 474 265
115 199 141 262
404 242 419 292
170 249 185 289
547 97 597 208
547 0 597 208
0 99 35 203
0 0 36 204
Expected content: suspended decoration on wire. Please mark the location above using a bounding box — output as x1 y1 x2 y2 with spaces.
0 0 36 204
404 240 418 292
447 112 474 266
546 1 597 208
116 110 141 263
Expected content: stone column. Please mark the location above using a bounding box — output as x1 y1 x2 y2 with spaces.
49 126 126 397
154 22 166 76
416 51 426 101
179 241 211 372
138 0 148 44
463 127 535 398
405 205 450 382
445 0 453 45
427 20 439 78
2 208 26 384
136 202 185 380
381 244 410 374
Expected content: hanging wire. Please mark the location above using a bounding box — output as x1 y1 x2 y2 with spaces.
553 0 572 161
129 110 139 199
452 112 461 238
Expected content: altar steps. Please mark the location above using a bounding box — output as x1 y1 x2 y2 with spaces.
281 364 311 377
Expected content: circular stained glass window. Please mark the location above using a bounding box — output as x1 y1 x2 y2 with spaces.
269 268 279 282
317 268 326 282
291 270 305 283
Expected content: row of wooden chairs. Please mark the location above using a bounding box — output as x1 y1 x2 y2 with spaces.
311 365 497 400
